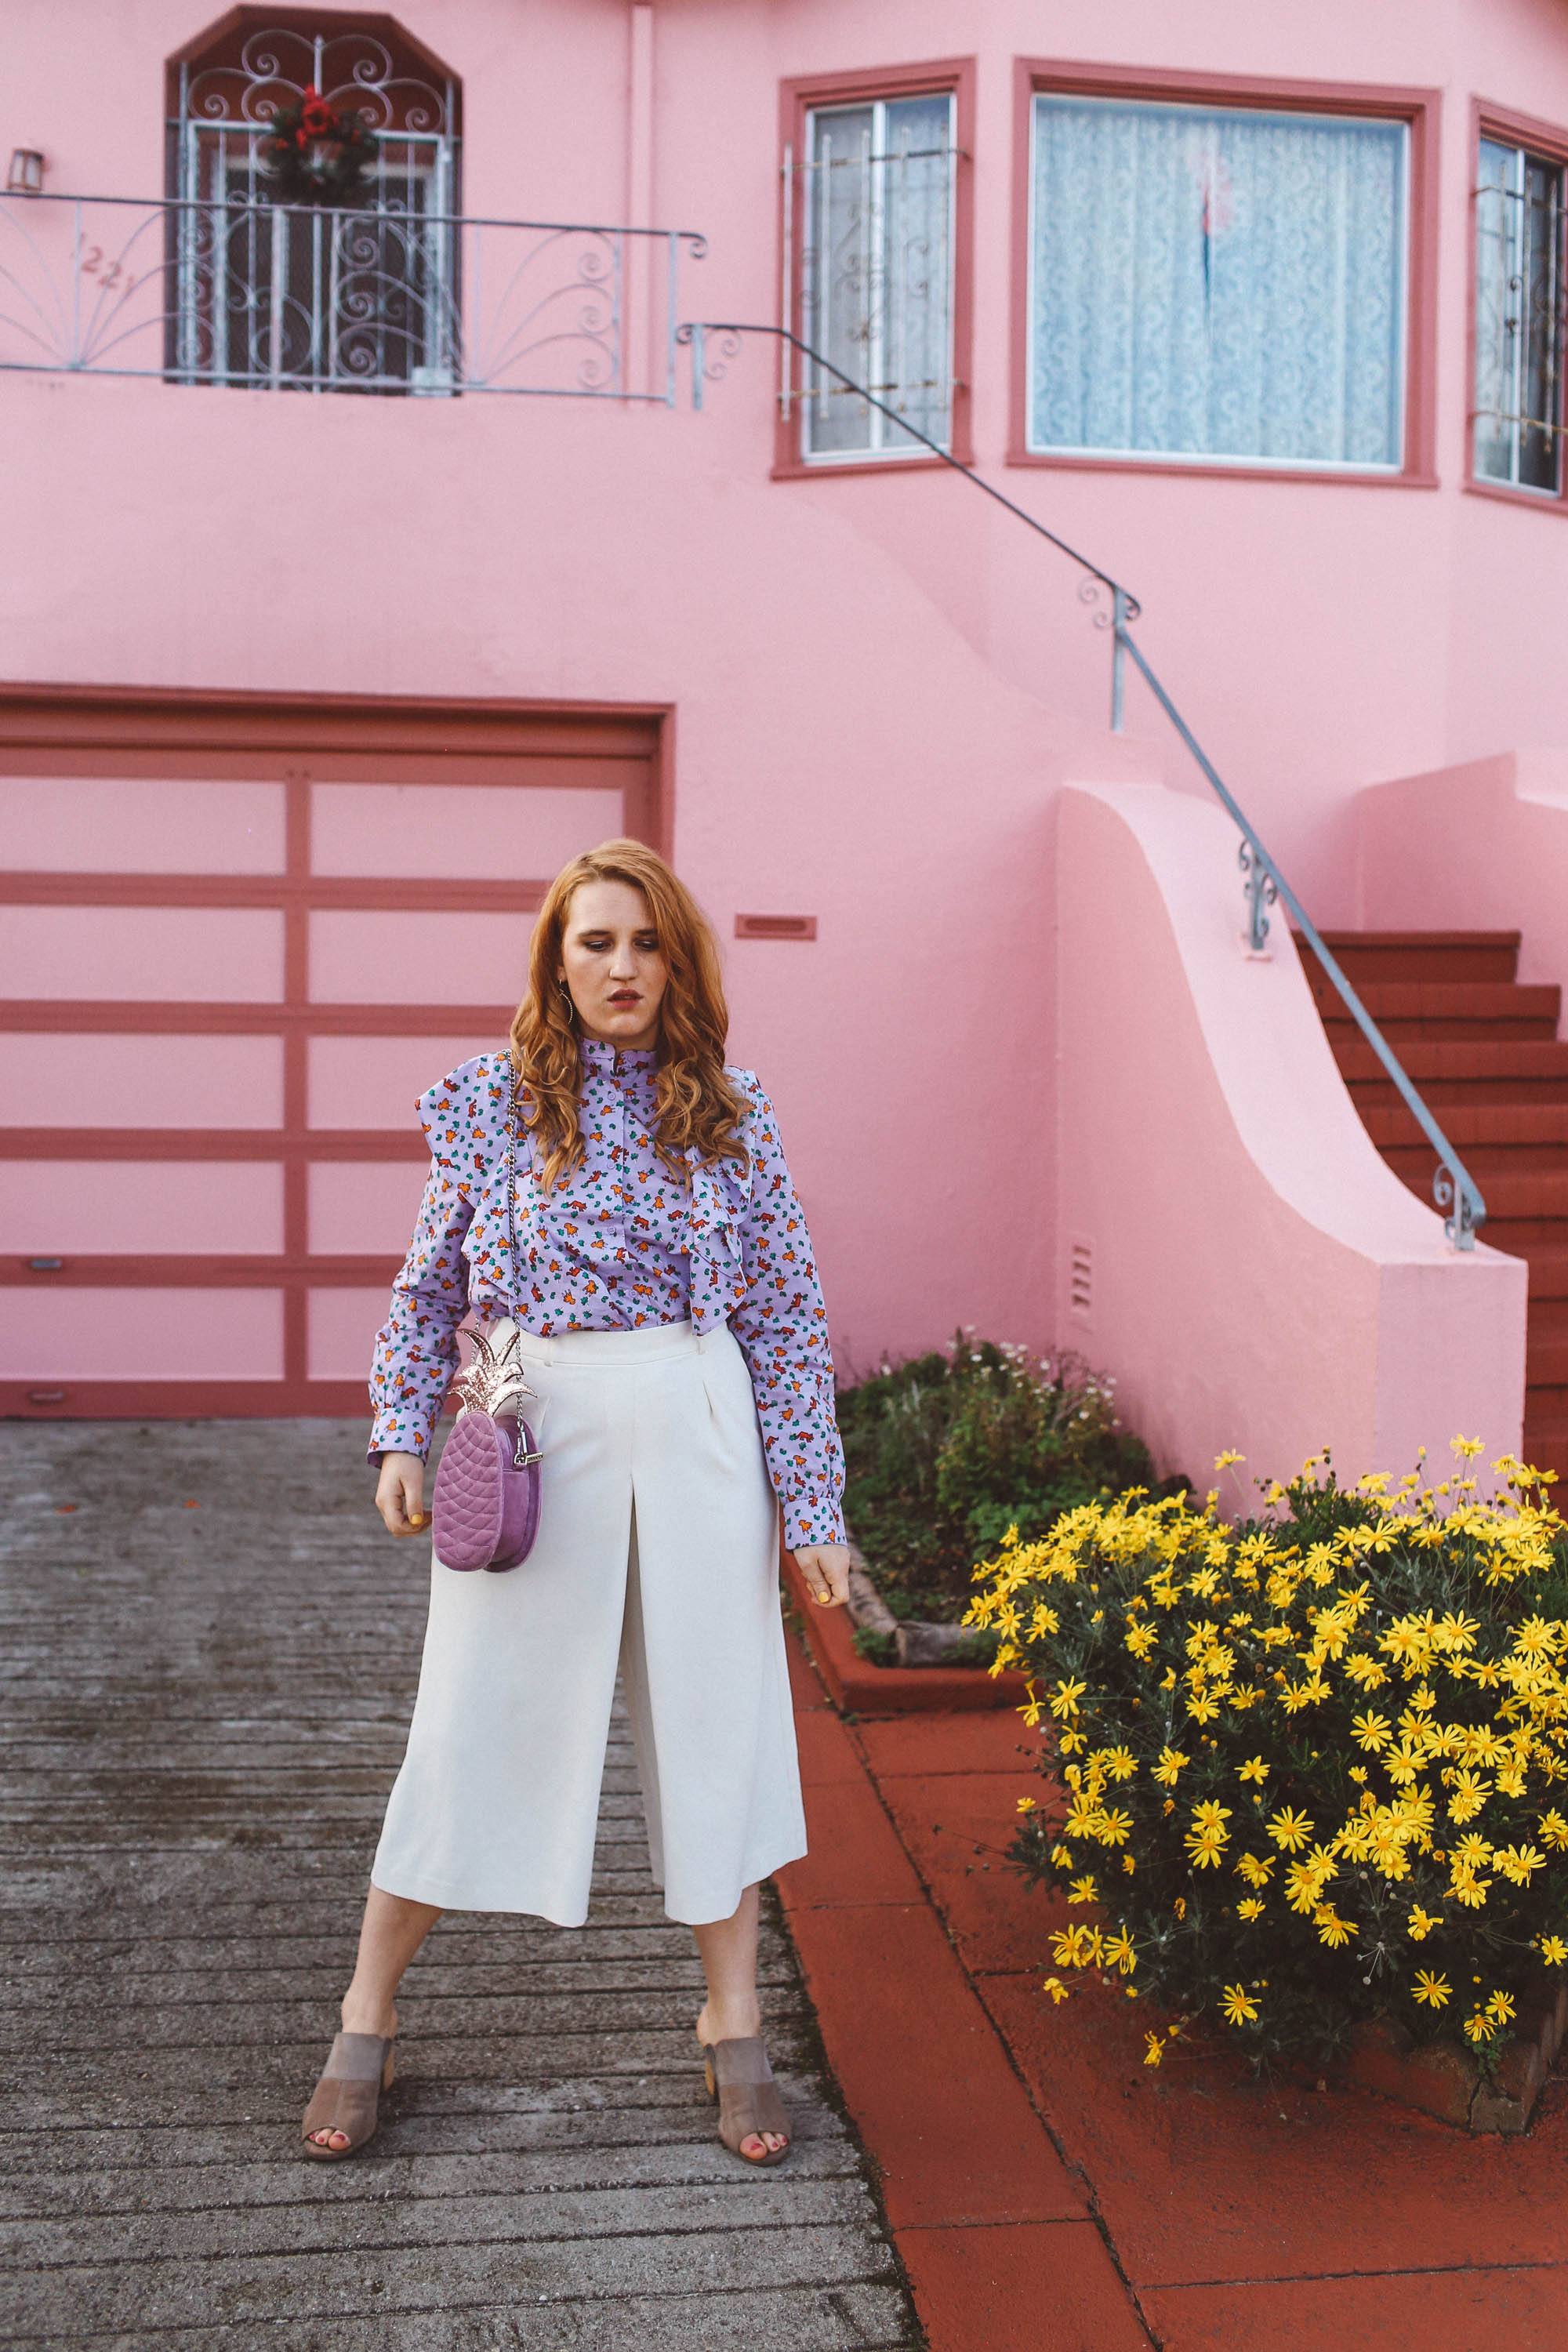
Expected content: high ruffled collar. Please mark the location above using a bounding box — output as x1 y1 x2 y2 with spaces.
577 1030 658 1073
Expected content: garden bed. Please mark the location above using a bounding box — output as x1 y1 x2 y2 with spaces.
833 1330 1182 1677
780 1541 1032 1715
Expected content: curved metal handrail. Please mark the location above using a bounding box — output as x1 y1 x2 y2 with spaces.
677 318 1486 1249
1115 629 1485 1247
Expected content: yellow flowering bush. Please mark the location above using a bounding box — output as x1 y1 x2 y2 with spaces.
964 1442 1568 2069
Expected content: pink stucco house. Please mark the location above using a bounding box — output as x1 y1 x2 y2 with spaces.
5 0 1568 1494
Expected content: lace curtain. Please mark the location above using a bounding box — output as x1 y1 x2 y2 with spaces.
1029 95 1407 466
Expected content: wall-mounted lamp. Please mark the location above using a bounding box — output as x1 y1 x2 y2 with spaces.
6 150 45 196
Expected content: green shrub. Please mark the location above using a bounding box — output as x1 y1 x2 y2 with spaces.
835 1329 1181 1623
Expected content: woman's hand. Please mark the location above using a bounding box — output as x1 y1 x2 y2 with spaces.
793 1542 852 1608
376 1453 427 1536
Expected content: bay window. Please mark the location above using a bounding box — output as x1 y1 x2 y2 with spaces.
1025 89 1410 470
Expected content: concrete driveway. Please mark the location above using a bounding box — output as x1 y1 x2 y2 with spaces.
0 1418 920 2349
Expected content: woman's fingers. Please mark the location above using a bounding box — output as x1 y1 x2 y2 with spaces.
375 1457 425 1535
795 1544 852 1607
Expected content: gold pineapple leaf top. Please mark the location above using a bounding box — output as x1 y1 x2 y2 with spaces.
451 1325 539 1420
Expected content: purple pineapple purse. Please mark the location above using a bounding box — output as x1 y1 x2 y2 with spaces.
430 1088 543 1573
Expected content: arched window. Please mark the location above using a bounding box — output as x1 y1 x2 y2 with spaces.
165 10 462 390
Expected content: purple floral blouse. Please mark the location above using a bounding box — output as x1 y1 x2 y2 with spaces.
368 1036 848 1549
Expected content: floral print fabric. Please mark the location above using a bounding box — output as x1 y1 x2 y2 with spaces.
368 1037 848 1549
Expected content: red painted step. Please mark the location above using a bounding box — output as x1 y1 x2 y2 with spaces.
1308 978 1562 1044
1309 929 1521 983
1294 929 1565 1485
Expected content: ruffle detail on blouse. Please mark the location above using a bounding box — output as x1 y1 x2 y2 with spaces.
430 1051 760 1330
416 1051 512 1192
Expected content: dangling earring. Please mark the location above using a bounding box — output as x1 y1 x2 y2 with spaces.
557 975 574 1019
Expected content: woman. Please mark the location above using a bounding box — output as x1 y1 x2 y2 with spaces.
300 839 853 2170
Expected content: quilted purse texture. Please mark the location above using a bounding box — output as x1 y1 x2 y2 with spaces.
430 1322 543 1573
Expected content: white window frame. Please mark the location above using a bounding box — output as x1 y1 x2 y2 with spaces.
797 89 958 464
1473 135 1564 496
1024 90 1412 474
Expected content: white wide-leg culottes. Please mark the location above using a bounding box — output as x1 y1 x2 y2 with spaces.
369 1315 808 1928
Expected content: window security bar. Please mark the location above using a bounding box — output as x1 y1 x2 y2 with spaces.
679 316 1486 1250
1472 405 1566 439
790 93 958 459
1474 140 1564 488
0 191 705 401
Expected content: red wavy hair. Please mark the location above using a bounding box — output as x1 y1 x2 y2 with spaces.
508 839 750 1194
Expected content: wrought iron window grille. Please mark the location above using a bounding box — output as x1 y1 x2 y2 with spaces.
782 91 959 460
167 21 463 394
0 20 703 400
1472 143 1566 489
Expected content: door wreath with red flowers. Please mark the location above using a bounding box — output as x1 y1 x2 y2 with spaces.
260 85 376 206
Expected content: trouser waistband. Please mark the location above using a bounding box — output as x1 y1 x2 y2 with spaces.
481 1315 719 1366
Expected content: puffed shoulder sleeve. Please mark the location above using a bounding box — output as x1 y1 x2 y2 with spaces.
367 1053 509 1466
725 1069 848 1550
416 1052 513 1192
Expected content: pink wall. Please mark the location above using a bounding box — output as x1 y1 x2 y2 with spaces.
5 0 1566 1426
1056 785 1526 1488
1354 751 1568 997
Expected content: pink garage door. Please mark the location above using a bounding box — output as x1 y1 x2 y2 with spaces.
0 686 666 1419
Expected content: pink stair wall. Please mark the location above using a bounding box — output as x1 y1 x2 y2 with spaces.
1056 785 1527 1489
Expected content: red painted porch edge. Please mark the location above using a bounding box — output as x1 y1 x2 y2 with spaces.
774 1621 1152 2350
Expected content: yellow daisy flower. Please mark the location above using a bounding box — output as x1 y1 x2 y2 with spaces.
1267 1806 1315 1852
1221 1983 1260 2026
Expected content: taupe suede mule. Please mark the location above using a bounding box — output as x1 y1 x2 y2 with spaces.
300 2031 396 2160
697 2032 792 2166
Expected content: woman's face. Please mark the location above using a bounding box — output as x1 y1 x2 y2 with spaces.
556 878 668 1051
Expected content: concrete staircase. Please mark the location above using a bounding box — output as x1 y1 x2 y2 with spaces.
1296 929 1567 1482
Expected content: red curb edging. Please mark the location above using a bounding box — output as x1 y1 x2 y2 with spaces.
780 1544 1033 1715
776 1623 1152 2352
1330 1987 1568 2133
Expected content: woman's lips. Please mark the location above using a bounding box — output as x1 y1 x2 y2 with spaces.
609 993 640 1005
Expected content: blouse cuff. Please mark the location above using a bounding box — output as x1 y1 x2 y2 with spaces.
366 1407 437 1466
782 1493 848 1552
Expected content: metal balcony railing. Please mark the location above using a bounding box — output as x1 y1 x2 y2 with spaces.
681 319 1487 1250
0 192 705 400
